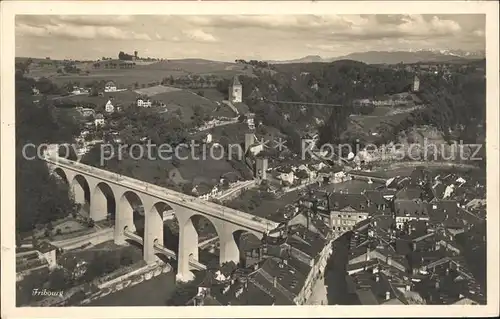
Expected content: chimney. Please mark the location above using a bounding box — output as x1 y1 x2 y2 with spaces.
366 247 371 261
435 281 440 289
405 284 411 292
387 256 392 266
273 277 277 288
385 291 390 300
375 274 380 282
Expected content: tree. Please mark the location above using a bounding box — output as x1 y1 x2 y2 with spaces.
16 74 79 234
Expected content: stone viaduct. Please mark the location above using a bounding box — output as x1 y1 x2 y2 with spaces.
44 156 277 282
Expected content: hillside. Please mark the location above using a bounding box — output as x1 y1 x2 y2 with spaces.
231 58 485 156
268 50 486 65
139 59 253 77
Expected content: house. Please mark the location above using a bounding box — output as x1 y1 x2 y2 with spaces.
330 205 370 238
193 183 221 200
249 142 265 157
278 169 295 186
137 98 152 108
105 99 114 113
246 113 255 130
204 133 213 144
394 199 430 229
229 76 242 103
76 107 95 117
255 157 268 181
94 113 105 127
36 241 58 270
71 86 88 95
104 81 117 92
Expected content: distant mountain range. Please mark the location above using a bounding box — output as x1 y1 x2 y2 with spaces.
268 50 486 65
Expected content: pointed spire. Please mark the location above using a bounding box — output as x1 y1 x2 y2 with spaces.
233 76 241 87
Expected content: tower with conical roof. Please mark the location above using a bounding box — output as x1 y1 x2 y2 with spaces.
230 76 242 103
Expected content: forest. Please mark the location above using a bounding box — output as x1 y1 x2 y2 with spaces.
15 71 81 236
222 59 486 155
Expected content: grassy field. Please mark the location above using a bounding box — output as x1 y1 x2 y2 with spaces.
27 59 253 88
133 85 182 96
38 69 173 88
106 147 243 192
59 85 234 122
61 90 140 107
349 112 410 134
195 88 227 101
151 89 228 123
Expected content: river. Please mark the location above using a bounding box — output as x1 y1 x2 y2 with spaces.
86 272 177 306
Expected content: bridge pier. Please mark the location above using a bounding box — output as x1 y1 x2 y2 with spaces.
144 203 163 264
71 180 87 207
176 218 198 282
219 229 240 266
90 187 108 222
114 193 136 245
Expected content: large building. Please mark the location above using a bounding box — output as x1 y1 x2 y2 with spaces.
230 76 243 103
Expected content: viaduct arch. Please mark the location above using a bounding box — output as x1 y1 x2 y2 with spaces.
45 157 277 281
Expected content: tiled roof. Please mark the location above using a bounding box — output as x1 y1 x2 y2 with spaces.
252 270 295 305
394 199 428 217
287 230 325 258
260 256 307 298
211 279 275 305
427 200 480 229
351 271 394 304
347 259 379 272
233 76 242 87
329 193 369 211
363 190 388 206
395 186 424 200
36 241 58 253
355 288 379 305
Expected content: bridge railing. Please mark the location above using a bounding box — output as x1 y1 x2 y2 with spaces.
123 229 143 244
153 243 177 260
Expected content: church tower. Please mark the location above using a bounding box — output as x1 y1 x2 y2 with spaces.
230 76 243 103
413 75 420 92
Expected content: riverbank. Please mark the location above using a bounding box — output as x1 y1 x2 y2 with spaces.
85 272 177 306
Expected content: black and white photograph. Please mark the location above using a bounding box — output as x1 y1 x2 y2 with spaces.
1 1 499 318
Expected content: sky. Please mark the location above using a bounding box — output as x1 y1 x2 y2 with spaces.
15 14 485 61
